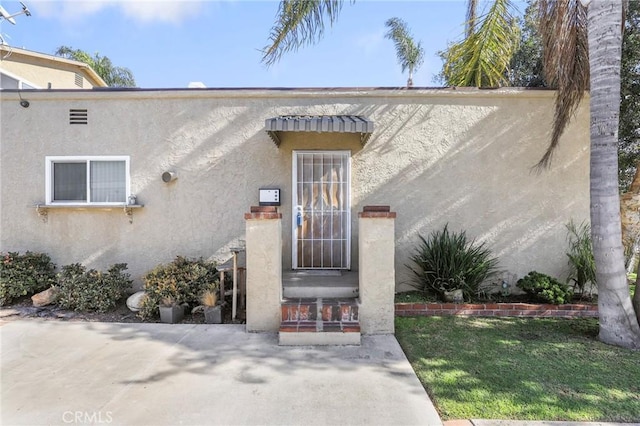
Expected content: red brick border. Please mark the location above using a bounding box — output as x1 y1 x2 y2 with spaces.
245 206 282 220
395 303 598 318
359 206 397 218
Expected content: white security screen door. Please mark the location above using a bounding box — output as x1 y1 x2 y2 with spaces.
293 151 351 269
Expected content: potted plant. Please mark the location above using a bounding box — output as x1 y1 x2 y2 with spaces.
159 296 184 324
192 289 223 324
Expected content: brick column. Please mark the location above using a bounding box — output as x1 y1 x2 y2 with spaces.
358 206 396 334
245 206 282 332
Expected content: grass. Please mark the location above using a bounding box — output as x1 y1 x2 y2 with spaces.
396 316 640 421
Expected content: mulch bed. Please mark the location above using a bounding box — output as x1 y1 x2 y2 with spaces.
0 295 245 324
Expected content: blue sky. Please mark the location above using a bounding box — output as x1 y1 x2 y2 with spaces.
0 1 525 88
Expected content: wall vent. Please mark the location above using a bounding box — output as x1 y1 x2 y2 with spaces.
69 109 88 125
74 73 83 88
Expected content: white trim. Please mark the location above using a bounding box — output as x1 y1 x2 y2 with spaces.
45 155 130 205
0 69 41 89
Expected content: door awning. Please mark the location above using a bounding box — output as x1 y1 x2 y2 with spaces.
265 115 374 147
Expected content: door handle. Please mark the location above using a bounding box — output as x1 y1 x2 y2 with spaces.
296 206 303 227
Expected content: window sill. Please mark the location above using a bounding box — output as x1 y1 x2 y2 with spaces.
35 203 144 223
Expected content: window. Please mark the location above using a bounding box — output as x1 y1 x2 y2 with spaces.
45 156 130 205
0 70 40 90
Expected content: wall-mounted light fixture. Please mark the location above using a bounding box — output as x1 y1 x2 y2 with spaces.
162 171 177 183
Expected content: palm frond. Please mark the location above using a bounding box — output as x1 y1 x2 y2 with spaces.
442 0 519 87
536 0 589 169
54 46 136 87
261 0 348 66
384 17 425 85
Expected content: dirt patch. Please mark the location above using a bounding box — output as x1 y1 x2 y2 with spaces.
0 295 244 324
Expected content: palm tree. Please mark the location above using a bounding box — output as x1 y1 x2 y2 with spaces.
261 1 349 67
441 0 520 88
55 46 136 88
384 18 424 87
261 0 640 348
585 0 640 347
536 0 589 168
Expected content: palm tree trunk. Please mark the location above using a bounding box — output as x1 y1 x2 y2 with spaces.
634 263 640 325
589 0 640 349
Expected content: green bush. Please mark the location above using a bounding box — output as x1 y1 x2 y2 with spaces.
517 271 573 304
56 263 132 312
139 256 218 320
408 224 499 301
566 219 596 296
0 251 57 306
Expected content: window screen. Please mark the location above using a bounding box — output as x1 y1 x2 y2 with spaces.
48 157 129 204
53 162 87 201
90 161 126 202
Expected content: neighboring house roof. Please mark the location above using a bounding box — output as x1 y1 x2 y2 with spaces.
0 45 107 89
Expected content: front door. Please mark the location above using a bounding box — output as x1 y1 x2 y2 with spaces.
292 150 351 269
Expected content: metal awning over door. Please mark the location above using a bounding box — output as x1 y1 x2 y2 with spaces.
265 115 374 146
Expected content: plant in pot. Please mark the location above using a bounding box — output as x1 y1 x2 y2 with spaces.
192 289 223 324
159 296 184 324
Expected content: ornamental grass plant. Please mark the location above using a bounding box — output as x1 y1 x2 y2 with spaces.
408 224 499 301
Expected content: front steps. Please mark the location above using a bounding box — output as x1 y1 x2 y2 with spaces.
279 298 361 346
282 270 359 298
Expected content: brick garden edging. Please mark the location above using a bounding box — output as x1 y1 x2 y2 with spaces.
395 303 598 318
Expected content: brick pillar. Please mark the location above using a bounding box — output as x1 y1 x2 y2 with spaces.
245 206 282 332
358 206 396 334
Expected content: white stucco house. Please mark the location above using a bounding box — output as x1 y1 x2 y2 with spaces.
0 86 589 342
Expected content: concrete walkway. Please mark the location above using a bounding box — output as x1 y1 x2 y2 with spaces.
444 421 640 426
1 320 443 426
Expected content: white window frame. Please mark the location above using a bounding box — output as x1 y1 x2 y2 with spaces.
0 69 41 90
45 156 130 206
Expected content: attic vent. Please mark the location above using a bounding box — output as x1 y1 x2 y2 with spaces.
74 73 83 88
69 109 88 125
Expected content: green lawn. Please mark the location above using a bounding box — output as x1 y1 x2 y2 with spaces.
396 316 640 421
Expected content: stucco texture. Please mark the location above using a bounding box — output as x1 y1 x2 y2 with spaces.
359 215 396 334
0 88 589 290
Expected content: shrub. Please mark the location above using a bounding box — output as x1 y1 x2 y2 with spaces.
566 219 596 296
0 251 57 306
517 271 573 304
56 263 132 312
408 224 499 301
139 256 218 320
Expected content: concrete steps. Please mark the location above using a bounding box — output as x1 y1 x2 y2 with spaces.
282 270 359 298
279 297 361 346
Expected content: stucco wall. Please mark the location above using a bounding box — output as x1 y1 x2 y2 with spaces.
0 88 589 291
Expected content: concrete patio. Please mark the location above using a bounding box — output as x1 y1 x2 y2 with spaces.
1 320 443 426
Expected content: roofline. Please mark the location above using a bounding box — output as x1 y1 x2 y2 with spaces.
0 45 108 87
0 85 557 93
0 86 581 104
0 86 566 99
